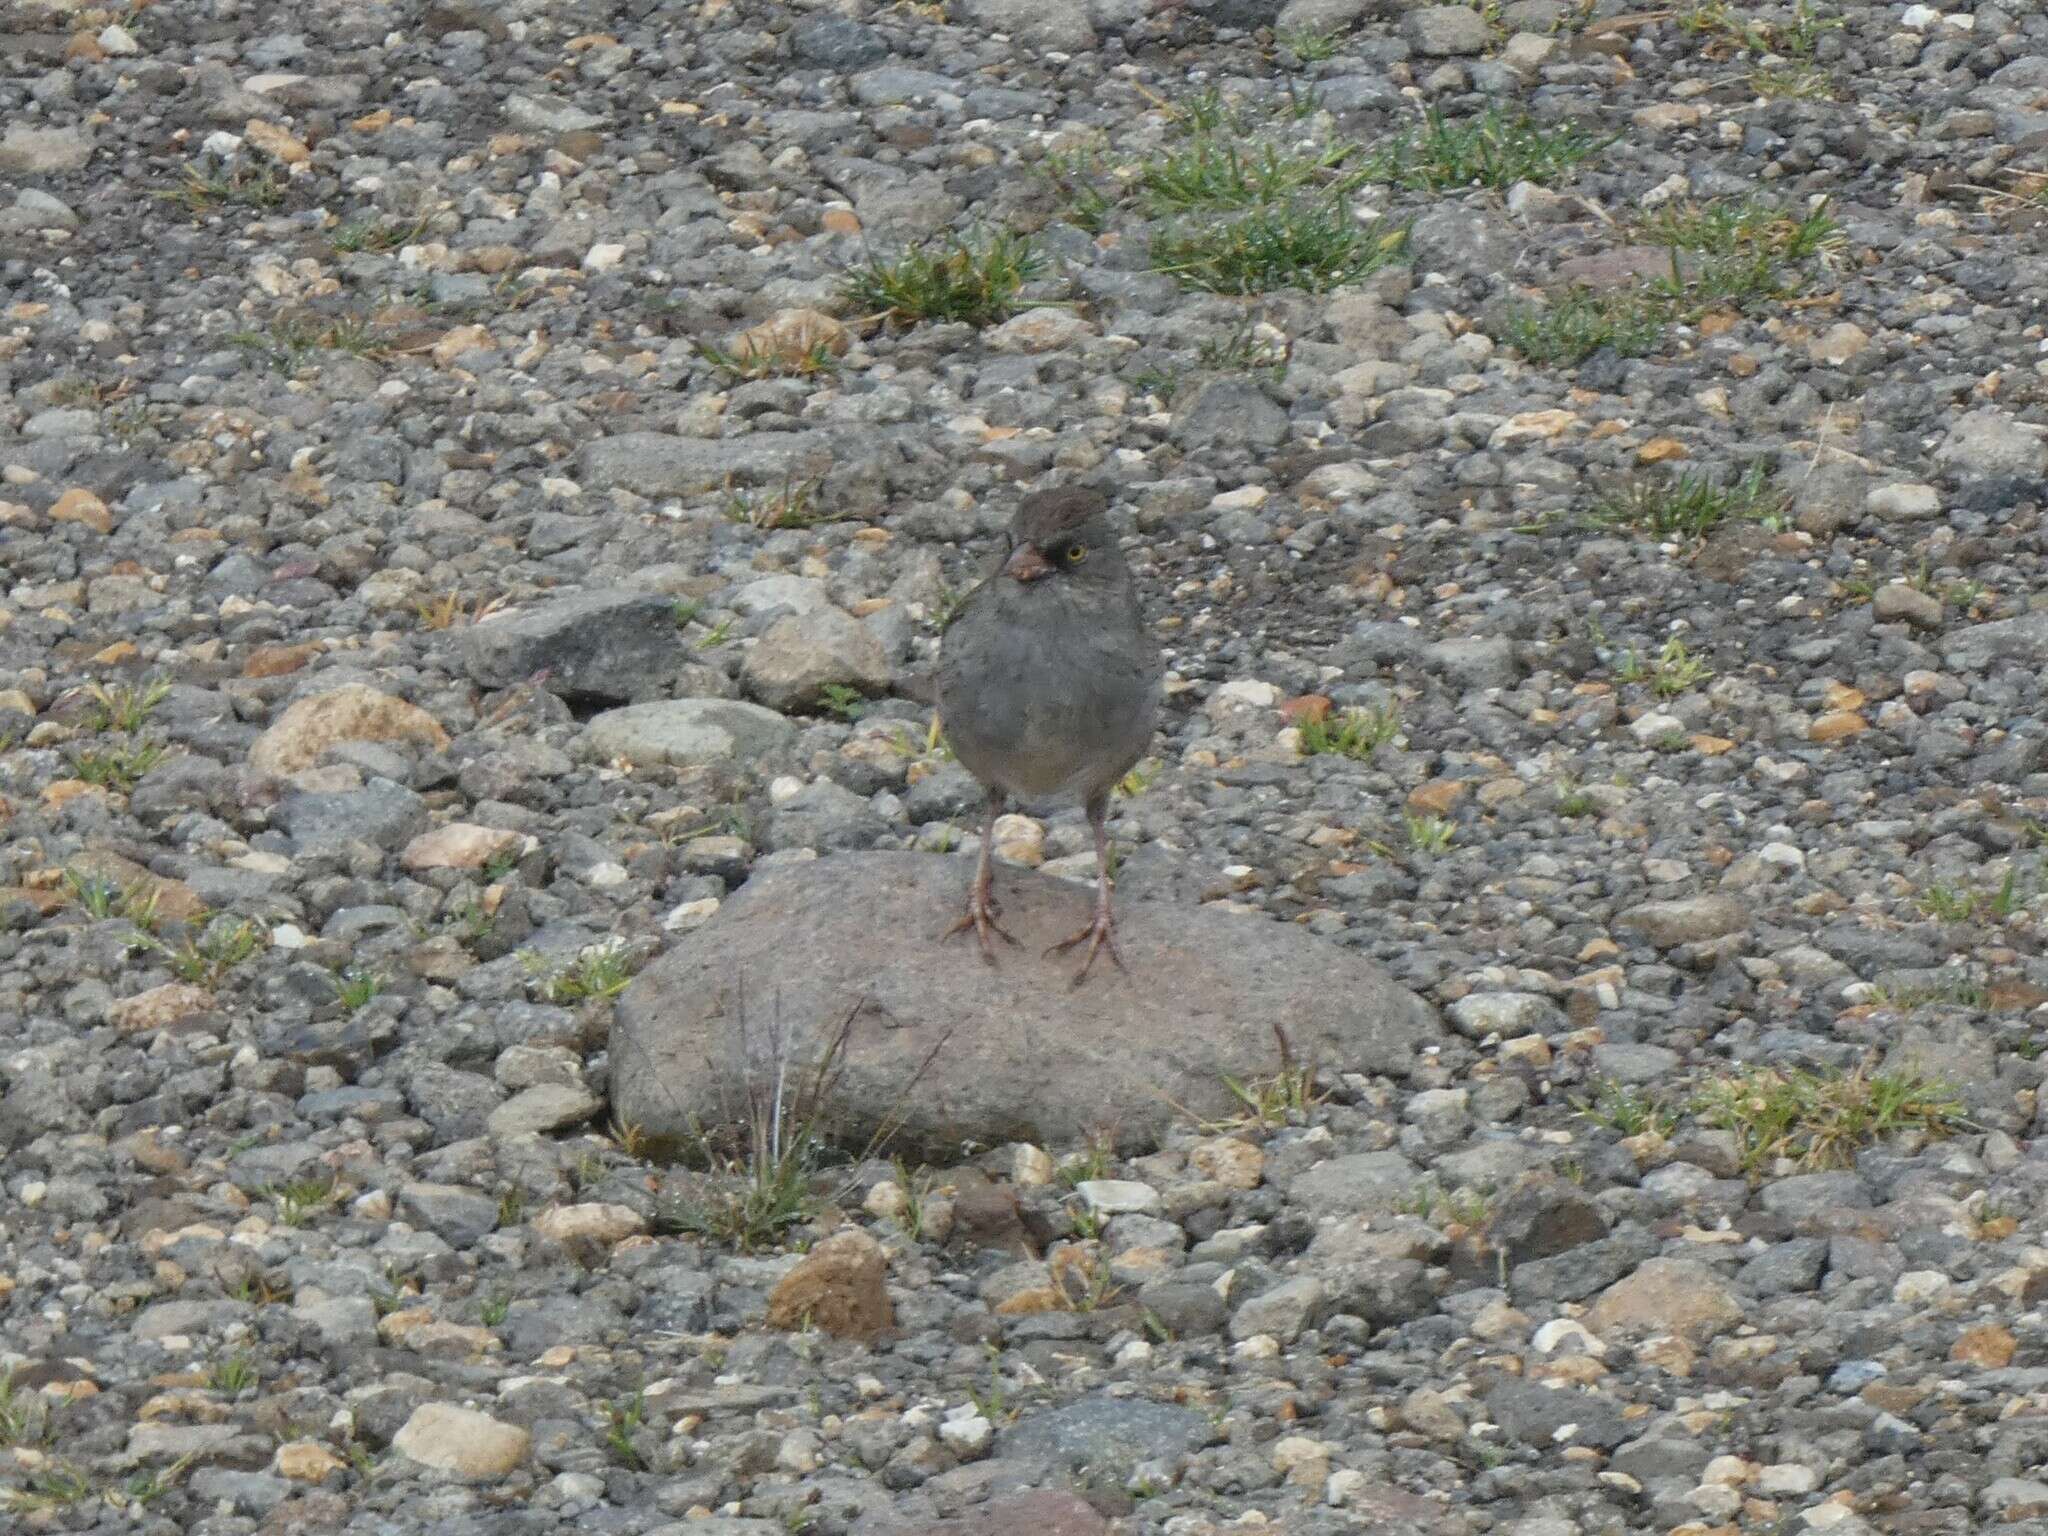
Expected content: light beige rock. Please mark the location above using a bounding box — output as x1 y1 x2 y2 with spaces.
244 118 310 165
532 1203 649 1246
274 1441 345 1482
1808 322 1869 367
1587 1257 1743 1345
392 1403 530 1479
249 685 449 775
400 823 526 872
727 308 849 369
430 325 496 366
108 982 215 1033
50 487 111 533
986 307 1097 354
486 1082 603 1138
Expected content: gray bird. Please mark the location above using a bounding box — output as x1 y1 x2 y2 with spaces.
935 486 1160 983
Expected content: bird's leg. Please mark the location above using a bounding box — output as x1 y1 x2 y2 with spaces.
945 790 1019 961
1047 795 1126 986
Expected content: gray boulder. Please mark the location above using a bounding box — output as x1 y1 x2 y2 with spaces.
610 852 1438 1157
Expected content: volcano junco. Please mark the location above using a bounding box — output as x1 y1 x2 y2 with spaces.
935 486 1160 984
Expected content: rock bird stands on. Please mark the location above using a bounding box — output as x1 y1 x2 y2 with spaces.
936 486 1160 983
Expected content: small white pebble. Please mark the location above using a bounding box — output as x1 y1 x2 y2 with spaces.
937 1413 991 1454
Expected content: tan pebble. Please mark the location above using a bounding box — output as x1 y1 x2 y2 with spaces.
50 487 111 533
244 118 310 165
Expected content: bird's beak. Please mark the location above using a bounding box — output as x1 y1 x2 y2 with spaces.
1004 544 1052 583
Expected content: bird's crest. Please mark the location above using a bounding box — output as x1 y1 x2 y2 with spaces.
1013 485 1109 547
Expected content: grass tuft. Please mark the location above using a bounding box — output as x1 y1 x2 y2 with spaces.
332 968 384 1013
229 309 392 372
1150 204 1407 295
843 229 1044 327
721 474 833 531
270 1177 336 1227
1137 139 1366 214
1277 26 1343 62
653 998 943 1251
133 917 264 989
67 739 166 791
522 939 637 1005
331 213 428 254
208 1355 258 1395
1365 109 1611 191
1500 197 1840 367
1588 463 1789 541
1498 287 1666 366
697 337 842 381
1398 1180 1494 1226
601 1392 650 1470
1613 636 1713 697
84 677 171 733
158 161 288 215
1692 1066 1964 1178
1404 813 1455 856
1575 1078 1678 1138
1299 704 1400 760
0 1373 48 1448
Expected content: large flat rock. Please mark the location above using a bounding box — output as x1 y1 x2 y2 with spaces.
610 852 1439 1157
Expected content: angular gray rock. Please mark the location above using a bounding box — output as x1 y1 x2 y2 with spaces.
1941 611 2048 672
578 432 835 498
610 853 1439 1155
1617 894 1748 948
1171 378 1290 452
999 1395 1212 1480
1933 408 2047 479
741 607 893 712
460 591 688 702
1404 5 1494 57
581 699 796 767
1287 1150 1423 1217
952 0 1094 52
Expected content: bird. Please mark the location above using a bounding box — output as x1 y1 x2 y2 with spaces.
935 485 1160 984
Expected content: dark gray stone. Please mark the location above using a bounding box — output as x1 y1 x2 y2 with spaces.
278 780 427 853
1739 1236 1828 1296
1171 378 1290 453
1485 1375 1632 1450
460 590 689 703
790 17 889 68
999 1395 1213 1479
397 1182 500 1247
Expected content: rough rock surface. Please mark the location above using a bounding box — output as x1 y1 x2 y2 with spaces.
612 853 1438 1154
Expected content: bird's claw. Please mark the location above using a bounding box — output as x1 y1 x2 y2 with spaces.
945 891 1019 963
1046 908 1125 987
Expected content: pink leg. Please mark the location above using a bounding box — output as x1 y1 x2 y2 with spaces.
1046 799 1125 986
945 792 1019 962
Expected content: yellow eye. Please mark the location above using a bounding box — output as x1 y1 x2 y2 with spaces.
1064 543 1088 564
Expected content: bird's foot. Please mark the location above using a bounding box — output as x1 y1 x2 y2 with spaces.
1046 905 1124 987
945 887 1019 963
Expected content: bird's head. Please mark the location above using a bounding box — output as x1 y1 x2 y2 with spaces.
1001 485 1122 588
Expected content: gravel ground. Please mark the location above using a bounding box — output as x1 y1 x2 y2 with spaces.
7 0 2048 1532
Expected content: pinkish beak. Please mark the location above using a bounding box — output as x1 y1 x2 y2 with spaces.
1004 544 1052 583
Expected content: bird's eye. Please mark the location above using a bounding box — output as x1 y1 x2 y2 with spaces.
1064 543 1088 564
